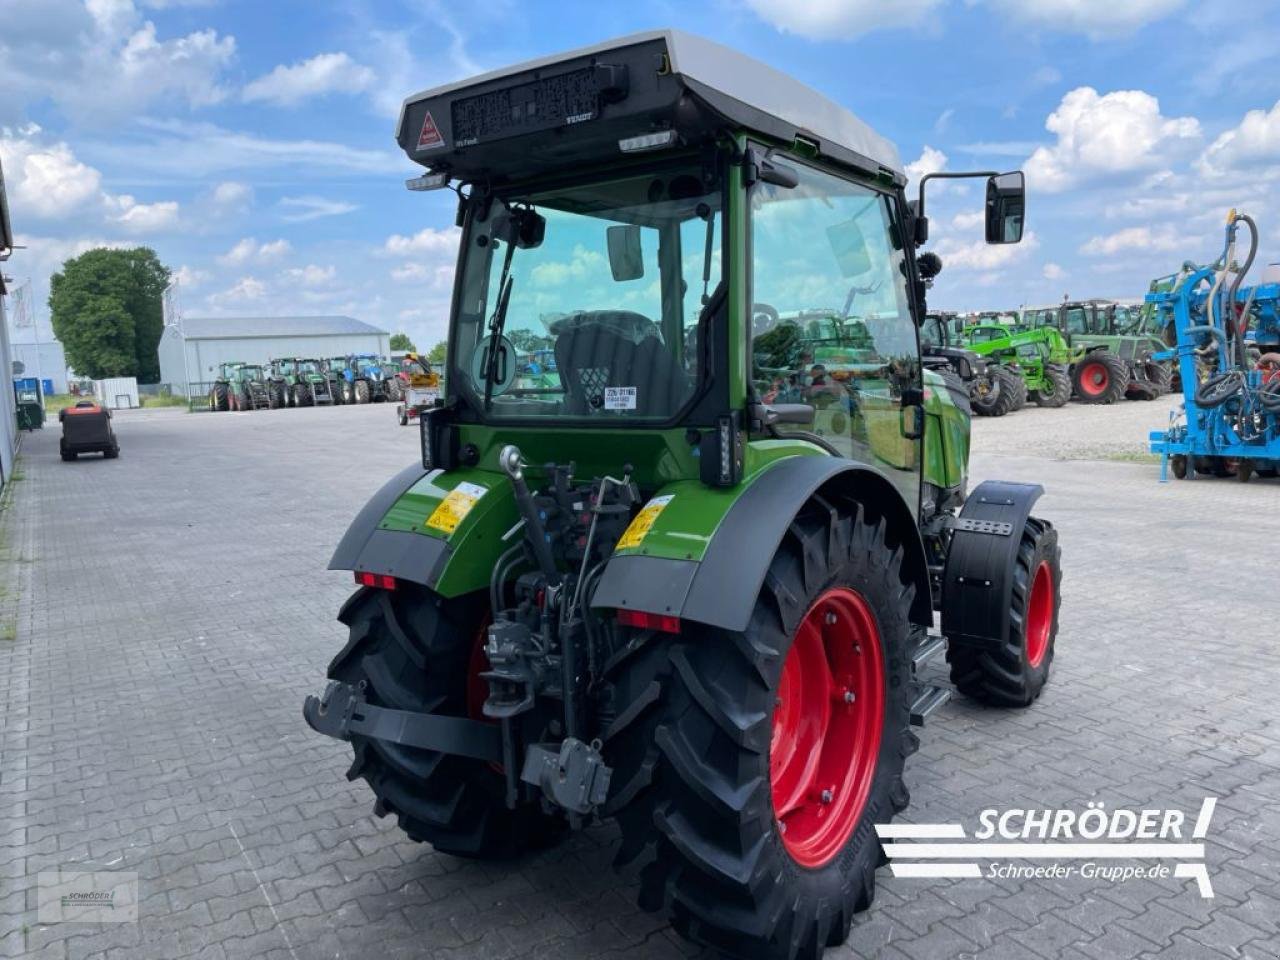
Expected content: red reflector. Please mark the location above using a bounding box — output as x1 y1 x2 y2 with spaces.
354 571 397 590
617 608 681 633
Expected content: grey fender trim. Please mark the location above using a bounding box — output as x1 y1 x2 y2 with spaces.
591 555 699 616
329 462 430 572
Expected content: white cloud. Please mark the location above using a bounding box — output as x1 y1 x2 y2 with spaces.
209 276 266 303
283 264 336 287
277 195 358 222
1043 262 1066 280
744 0 944 39
172 264 209 288
984 0 1184 36
211 181 252 209
1079 225 1181 256
383 226 460 257
905 145 947 186
243 52 375 106
0 131 102 218
217 237 291 266
107 195 181 233
1198 99 1280 180
934 231 1041 271
1025 87 1200 192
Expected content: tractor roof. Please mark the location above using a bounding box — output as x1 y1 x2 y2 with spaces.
396 29 903 186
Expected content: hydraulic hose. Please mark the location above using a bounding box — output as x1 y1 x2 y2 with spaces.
1227 214 1259 369
1195 370 1245 408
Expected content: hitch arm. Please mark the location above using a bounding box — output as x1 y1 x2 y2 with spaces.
303 681 503 763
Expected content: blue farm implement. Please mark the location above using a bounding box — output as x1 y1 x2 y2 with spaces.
1148 210 1280 482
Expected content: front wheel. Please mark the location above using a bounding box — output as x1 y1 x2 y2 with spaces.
1034 365 1072 408
605 497 917 960
355 380 371 404
947 517 1061 707
327 585 564 858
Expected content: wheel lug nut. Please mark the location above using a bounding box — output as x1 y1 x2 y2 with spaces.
825 612 837 625
820 789 833 804
843 690 855 704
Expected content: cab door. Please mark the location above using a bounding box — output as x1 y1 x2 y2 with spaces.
748 158 921 511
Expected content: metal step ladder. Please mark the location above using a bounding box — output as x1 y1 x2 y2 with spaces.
909 632 951 727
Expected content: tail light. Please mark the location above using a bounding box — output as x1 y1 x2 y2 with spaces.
355 571 397 590
617 608 681 634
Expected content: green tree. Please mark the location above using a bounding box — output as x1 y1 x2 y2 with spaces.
49 247 170 382
390 332 417 352
427 340 447 365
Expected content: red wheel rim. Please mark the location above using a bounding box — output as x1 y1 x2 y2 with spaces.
1079 362 1109 396
1025 562 1053 668
770 587 884 869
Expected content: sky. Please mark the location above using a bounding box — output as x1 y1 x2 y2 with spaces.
3 0 1280 352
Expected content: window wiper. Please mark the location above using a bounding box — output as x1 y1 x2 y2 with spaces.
482 236 518 411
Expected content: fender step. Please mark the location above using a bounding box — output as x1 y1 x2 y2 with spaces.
910 685 951 727
911 634 947 675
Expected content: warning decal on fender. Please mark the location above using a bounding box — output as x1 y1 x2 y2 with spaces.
426 481 486 534
616 494 674 551
417 111 446 151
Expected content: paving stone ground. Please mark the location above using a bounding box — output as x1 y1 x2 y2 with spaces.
1 401 1278 960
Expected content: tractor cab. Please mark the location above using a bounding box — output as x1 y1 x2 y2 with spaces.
305 30 1059 960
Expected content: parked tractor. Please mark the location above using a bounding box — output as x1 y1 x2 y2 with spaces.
230 363 273 410
331 354 400 404
302 31 1062 960
921 311 1023 416
961 317 1072 408
1150 210 1280 482
1022 300 1170 403
268 358 334 407
208 361 236 411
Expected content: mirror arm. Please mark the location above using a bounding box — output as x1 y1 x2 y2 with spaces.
916 170 1000 218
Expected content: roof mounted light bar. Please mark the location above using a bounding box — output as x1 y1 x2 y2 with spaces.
618 130 678 154
406 172 450 192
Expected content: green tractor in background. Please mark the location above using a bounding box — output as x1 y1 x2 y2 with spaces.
302 30 1062 960
1021 299 1171 403
961 313 1072 408
208 361 271 411
921 311 1024 416
267 358 335 407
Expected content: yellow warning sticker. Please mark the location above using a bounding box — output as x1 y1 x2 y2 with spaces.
616 494 674 551
426 481 487 535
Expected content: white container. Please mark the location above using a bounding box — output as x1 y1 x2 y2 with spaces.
1261 263 1280 286
95 377 140 409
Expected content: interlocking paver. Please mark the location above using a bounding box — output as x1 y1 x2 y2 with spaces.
2 401 1278 960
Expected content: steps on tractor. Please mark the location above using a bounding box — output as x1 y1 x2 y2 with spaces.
911 685 951 726
911 633 947 675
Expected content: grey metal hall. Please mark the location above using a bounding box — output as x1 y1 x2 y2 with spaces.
158 316 390 396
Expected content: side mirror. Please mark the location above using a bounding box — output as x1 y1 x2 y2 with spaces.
759 158 798 189
606 224 644 281
985 171 1025 244
506 208 546 249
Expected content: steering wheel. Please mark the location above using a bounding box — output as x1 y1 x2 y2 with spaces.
752 302 780 334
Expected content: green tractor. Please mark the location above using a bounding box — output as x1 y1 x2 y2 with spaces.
961 314 1072 408
1022 299 1171 403
229 363 273 410
208 361 236 411
302 31 1062 960
267 357 335 407
921 311 1024 416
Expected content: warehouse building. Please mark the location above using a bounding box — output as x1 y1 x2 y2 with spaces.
1 157 17 491
10 339 69 395
157 316 390 396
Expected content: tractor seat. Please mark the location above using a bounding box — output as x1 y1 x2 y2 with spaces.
554 321 686 416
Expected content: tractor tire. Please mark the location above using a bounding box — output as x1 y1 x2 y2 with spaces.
293 384 313 407
329 382 344 406
61 451 76 462
937 370 972 417
1170 455 1189 480
211 382 230 411
1235 460 1254 483
342 381 355 404
1145 361 1173 396
355 380 372 404
604 497 917 960
386 378 404 402
948 517 1061 707
1125 381 1160 401
1002 368 1028 412
327 584 565 858
270 384 286 409
971 373 1013 418
1072 353 1126 404
104 445 119 459
1034 365 1072 408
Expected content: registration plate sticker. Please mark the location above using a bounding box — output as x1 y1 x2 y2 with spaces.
426 481 487 535
604 386 637 410
616 494 674 550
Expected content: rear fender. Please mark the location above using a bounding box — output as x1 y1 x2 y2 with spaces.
592 456 933 631
329 464 518 596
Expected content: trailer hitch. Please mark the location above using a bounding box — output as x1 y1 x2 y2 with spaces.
303 680 503 763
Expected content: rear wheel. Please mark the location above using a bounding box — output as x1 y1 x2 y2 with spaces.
1072 353 1126 404
355 380 371 404
605 497 917 960
1145 361 1173 396
1034 365 1072 408
1236 460 1254 483
948 518 1061 707
211 382 229 411
1002 368 1028 411
328 585 564 858
971 372 1014 417
1171 455 1189 480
